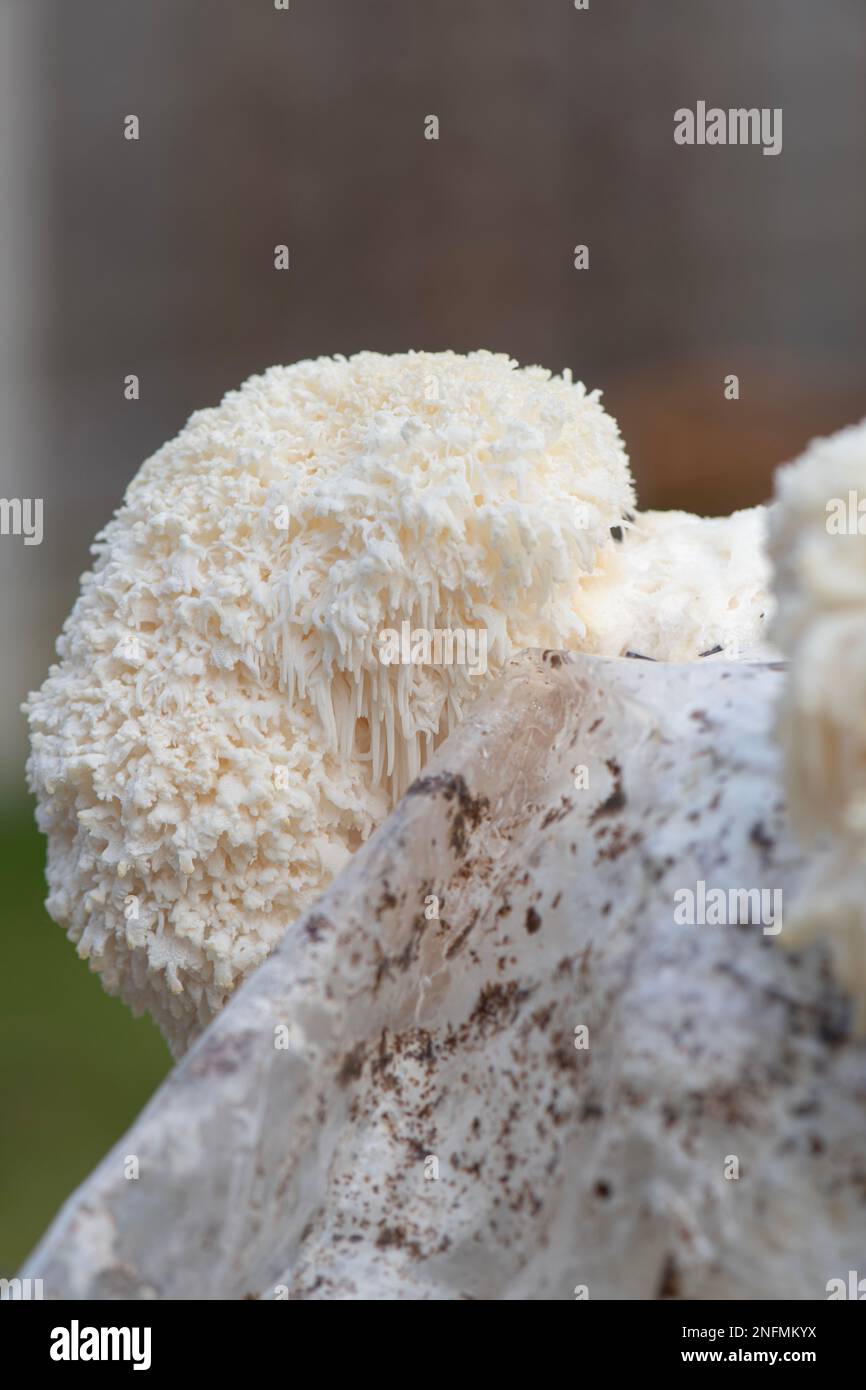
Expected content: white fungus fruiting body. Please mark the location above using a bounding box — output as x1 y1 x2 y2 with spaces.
26 351 634 1054
769 418 866 1024
579 507 773 661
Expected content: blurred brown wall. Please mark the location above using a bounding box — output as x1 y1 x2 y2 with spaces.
45 1 866 521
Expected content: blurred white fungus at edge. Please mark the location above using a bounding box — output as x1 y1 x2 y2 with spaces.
769 417 866 1027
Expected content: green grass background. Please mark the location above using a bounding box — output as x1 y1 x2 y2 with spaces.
0 796 171 1275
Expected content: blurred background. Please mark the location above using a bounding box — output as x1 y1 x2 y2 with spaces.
2 0 865 1273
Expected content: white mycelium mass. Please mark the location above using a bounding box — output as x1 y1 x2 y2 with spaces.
580 507 772 661
25 351 634 1054
769 419 866 1024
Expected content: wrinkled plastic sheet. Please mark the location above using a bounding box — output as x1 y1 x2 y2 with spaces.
21 652 866 1300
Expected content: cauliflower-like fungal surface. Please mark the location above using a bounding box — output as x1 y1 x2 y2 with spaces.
26 351 633 1053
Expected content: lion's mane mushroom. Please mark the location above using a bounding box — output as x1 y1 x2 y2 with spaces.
25 351 634 1054
769 418 866 1024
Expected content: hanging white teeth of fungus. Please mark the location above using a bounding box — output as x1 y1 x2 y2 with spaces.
24 351 635 1055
